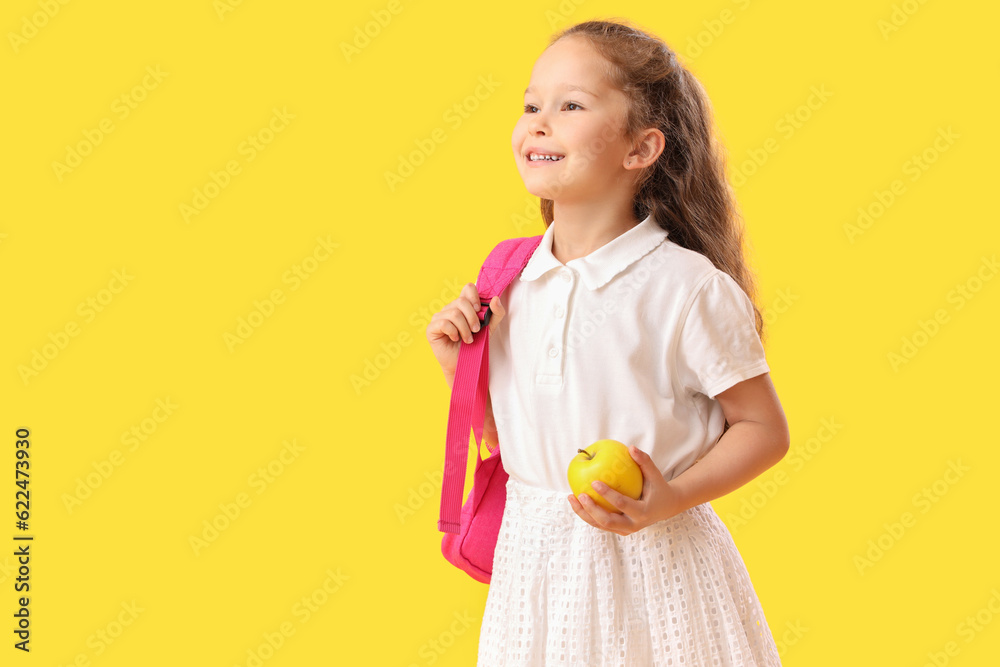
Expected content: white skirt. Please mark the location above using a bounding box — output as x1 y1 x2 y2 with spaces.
477 476 782 666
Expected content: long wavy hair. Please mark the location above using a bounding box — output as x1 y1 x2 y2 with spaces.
538 19 767 346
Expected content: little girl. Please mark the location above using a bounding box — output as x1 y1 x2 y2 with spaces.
426 18 789 666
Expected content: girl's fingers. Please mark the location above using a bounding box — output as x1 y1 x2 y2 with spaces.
487 295 506 333
590 482 631 513
441 320 462 343
430 302 475 341
567 495 599 528
459 283 487 334
458 285 510 338
569 490 639 535
428 284 480 345
490 295 505 316
428 283 503 346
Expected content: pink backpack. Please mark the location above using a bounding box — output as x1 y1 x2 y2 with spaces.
438 234 543 583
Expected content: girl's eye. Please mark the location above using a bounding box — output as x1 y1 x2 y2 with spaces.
522 102 582 113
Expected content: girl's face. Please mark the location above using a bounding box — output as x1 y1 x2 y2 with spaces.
512 36 635 204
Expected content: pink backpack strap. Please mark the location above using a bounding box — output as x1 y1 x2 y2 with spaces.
438 235 544 533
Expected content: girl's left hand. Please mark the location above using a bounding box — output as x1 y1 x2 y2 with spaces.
567 446 684 536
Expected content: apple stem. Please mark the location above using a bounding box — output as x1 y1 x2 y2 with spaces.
577 448 592 460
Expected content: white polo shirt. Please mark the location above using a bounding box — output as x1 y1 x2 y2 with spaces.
488 213 771 493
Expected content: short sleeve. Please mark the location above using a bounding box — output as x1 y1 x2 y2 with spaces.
674 270 770 399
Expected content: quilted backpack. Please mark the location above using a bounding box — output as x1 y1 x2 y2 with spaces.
438 234 543 583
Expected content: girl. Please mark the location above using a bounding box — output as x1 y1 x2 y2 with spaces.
426 18 789 666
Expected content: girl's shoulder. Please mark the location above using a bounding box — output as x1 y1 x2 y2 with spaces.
648 238 719 290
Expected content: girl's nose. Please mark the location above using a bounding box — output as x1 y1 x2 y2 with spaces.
528 110 550 135
530 124 549 137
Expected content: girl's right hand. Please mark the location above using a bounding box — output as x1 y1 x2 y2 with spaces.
425 283 506 384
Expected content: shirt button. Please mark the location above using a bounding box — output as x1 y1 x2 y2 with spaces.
560 269 573 283
554 306 565 318
548 347 559 358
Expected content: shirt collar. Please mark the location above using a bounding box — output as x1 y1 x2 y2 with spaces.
519 213 668 290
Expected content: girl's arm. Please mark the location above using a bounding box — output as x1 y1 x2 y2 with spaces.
668 372 789 513
569 372 788 534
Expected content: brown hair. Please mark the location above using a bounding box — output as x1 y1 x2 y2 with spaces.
538 18 767 345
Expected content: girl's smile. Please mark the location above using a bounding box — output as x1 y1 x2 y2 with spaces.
523 146 566 166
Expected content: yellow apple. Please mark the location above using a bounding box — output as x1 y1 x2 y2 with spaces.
567 439 643 513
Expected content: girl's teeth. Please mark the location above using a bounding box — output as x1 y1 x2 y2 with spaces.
530 154 563 161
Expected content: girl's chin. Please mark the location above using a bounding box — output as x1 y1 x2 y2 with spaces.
524 187 562 201
523 184 550 197
522 180 586 202
520 174 571 199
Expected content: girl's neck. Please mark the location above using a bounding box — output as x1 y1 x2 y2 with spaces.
550 199 640 264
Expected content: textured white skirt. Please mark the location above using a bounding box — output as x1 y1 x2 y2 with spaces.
477 476 782 666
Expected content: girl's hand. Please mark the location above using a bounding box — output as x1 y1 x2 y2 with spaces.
567 446 684 536
425 283 506 383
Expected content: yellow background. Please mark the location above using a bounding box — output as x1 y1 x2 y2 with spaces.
2 0 998 664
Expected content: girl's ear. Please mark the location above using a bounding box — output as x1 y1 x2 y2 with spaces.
626 127 666 169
